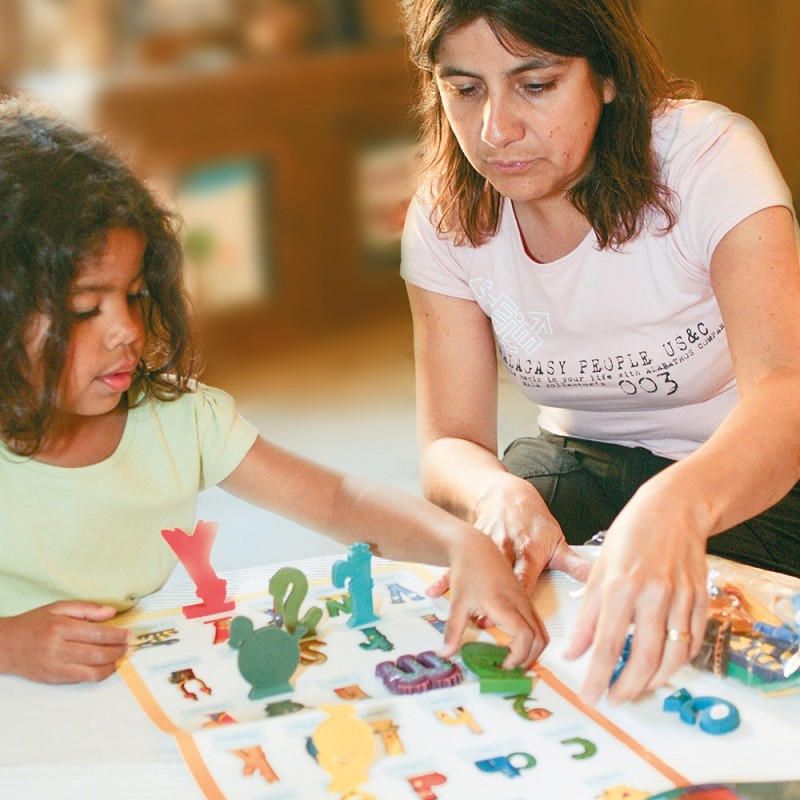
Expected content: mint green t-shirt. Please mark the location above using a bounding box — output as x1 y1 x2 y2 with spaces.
0 384 258 615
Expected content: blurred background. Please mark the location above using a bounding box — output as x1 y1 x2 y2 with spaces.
1 0 416 369
0 0 797 367
1 0 797 571
0 0 796 367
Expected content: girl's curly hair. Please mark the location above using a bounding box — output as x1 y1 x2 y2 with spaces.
0 97 199 456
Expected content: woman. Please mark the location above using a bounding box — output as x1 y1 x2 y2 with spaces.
399 0 800 704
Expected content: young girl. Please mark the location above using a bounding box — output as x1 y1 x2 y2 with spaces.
0 97 546 685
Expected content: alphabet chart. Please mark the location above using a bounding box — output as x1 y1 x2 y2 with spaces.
116 553 689 800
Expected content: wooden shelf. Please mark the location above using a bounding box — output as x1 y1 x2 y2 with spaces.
97 43 418 369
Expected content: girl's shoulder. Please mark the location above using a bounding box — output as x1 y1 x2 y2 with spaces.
131 382 240 425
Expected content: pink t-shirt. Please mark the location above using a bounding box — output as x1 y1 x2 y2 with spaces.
401 101 796 460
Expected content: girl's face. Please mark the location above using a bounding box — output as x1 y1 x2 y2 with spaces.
29 228 148 420
434 18 615 208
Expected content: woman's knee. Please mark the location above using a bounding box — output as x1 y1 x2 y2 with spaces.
709 482 800 578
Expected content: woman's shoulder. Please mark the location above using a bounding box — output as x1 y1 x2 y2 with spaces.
407 183 439 226
404 188 448 251
654 100 765 157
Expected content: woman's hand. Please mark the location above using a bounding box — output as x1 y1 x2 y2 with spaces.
438 531 550 669
563 481 709 705
0 602 130 684
473 473 592 591
427 473 591 634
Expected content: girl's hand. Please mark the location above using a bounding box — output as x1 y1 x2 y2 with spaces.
0 602 130 684
438 532 550 669
563 484 709 705
473 474 592 591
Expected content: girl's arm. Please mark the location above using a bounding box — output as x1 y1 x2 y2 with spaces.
566 205 800 704
406 283 590 590
218 435 547 668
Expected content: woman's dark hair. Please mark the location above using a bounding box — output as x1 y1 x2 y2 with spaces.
402 0 700 247
0 96 199 456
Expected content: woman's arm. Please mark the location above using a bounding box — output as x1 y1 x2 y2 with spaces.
566 205 800 704
689 205 800 522
218 432 547 668
407 284 590 588
409 283 503 515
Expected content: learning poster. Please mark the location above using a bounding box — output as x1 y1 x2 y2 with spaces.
118 561 687 799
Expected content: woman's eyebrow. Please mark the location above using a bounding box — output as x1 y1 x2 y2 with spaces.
436 54 567 79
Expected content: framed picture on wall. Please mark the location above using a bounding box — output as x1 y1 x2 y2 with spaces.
174 158 272 313
354 136 422 267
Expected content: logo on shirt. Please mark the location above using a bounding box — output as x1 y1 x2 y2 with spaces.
470 278 552 356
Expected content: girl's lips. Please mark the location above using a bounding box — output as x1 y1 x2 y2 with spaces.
97 371 133 393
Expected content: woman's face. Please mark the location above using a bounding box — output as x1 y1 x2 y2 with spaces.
434 18 615 208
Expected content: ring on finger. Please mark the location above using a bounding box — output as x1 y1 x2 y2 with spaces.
666 629 691 643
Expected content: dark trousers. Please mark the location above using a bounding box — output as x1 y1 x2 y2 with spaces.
502 430 800 578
